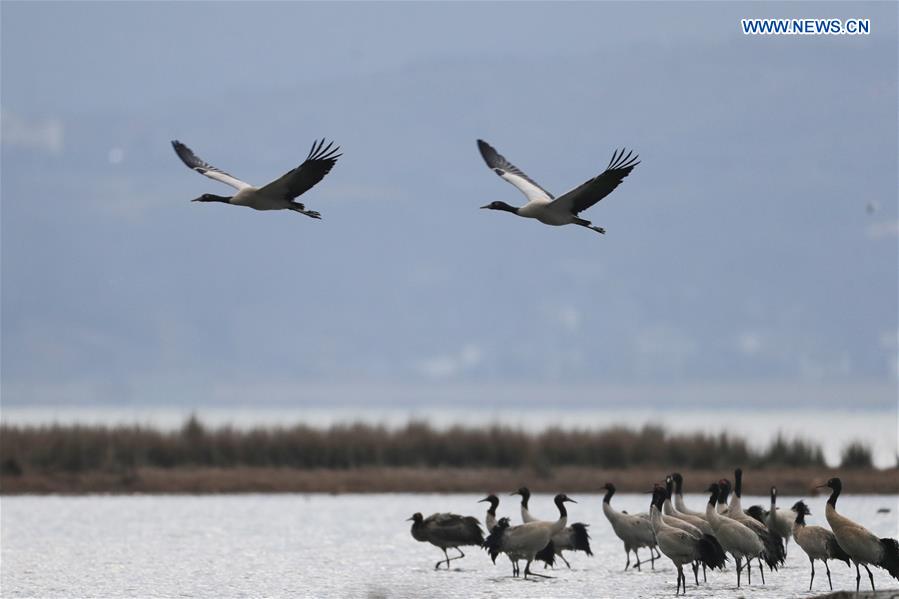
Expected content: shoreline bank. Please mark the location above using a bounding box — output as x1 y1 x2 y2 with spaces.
2 466 896 495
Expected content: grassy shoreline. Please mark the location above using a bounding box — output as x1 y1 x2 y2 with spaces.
2 465 896 495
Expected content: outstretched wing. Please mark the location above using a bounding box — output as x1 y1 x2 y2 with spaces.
477 139 553 204
550 148 639 214
258 139 341 200
171 140 252 191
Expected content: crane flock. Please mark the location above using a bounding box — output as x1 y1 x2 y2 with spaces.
408 472 898 595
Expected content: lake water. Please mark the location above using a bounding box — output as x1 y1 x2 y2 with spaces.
2 493 898 598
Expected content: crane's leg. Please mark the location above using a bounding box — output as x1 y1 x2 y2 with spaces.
863 563 875 591
435 548 449 570
809 558 815 591
635 548 642 571
735 556 742 588
289 203 321 219
651 546 660 569
574 219 605 234
702 562 707 582
559 554 571 569
524 559 552 579
757 557 765 584
854 561 861 592
824 560 832 591
692 561 699 585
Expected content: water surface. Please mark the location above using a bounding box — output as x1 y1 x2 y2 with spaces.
3 493 898 598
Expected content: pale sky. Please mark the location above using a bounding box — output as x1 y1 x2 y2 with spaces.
2 2 897 413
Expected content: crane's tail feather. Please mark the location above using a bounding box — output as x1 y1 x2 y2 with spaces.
698 534 728 569
536 541 556 566
761 530 786 570
482 519 508 564
569 523 593 556
879 537 899 580
826 535 851 566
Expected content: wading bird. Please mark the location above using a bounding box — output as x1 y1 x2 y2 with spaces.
171 139 340 218
705 483 764 588
820 477 899 592
511 487 592 568
477 139 639 235
478 495 555 570
791 500 851 591
766 487 796 554
601 482 659 571
408 512 484 570
724 470 786 578
483 494 576 579
649 488 728 595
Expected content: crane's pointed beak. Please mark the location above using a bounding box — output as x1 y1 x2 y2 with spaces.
477 497 490 503
480 204 490 209
567 498 577 503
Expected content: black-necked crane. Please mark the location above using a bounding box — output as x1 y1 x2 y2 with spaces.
482 494 576 579
476 139 639 235
705 482 765 588
408 512 484 570
820 477 899 592
649 488 728 595
511 486 537 523
510 487 592 568
172 139 340 218
478 494 555 570
601 482 659 571
723 471 786 579
766 486 795 555
791 500 851 591
661 479 725 583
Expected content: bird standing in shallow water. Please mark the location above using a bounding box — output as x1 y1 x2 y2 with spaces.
791 500 851 591
172 138 340 219
820 477 899 592
408 512 484 570
477 139 639 235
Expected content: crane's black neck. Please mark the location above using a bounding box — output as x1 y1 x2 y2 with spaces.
734 468 743 498
554 495 568 518
603 485 616 504
707 485 719 507
794 509 807 526
770 487 777 508
519 488 530 509
827 480 842 508
672 473 684 495
664 479 673 500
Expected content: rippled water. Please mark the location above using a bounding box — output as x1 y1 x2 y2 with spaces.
2 493 897 598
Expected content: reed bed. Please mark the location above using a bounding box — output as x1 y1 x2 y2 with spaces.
0 417 840 474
